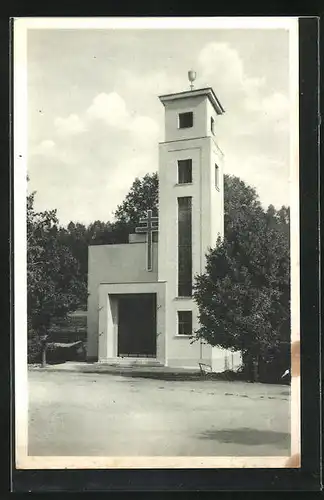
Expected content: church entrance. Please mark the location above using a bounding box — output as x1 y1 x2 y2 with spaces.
117 293 157 357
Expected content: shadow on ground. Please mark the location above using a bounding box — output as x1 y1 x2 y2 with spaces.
198 427 290 448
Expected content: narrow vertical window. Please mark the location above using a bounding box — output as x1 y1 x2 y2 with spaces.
211 116 215 135
178 159 192 184
215 164 219 189
178 197 192 296
177 311 192 336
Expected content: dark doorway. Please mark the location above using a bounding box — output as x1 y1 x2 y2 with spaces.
117 294 157 357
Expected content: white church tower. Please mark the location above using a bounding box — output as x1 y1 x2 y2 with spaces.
158 73 226 369
87 71 242 371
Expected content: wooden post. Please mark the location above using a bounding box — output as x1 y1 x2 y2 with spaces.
41 343 47 368
40 332 48 368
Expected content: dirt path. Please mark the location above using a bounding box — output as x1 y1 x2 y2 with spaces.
28 371 290 457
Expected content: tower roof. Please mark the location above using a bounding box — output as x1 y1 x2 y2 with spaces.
159 87 225 115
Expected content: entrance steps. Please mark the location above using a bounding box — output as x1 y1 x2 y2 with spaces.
99 357 163 367
28 361 202 378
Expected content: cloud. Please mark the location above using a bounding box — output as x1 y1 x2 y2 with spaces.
32 139 56 156
195 40 290 182
197 42 289 130
129 115 160 147
194 42 290 209
225 152 289 209
86 92 130 129
54 113 86 136
30 137 78 166
244 92 289 120
86 91 160 147
117 69 184 99
28 40 290 225
28 90 161 225
197 42 266 102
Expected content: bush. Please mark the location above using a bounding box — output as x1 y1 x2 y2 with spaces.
27 329 42 364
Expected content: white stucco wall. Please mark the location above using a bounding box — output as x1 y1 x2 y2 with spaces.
87 88 237 372
164 95 208 142
158 92 226 370
97 281 166 364
87 242 158 359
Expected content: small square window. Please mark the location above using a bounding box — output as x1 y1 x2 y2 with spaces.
178 311 192 336
211 116 215 135
179 112 193 129
178 159 192 184
215 164 219 189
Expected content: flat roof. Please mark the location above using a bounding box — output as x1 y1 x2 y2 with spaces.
159 87 225 115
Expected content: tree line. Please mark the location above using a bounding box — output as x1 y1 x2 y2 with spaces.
27 172 290 381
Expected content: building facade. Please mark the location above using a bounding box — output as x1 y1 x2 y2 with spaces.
87 85 242 371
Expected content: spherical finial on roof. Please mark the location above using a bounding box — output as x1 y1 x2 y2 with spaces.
188 70 196 90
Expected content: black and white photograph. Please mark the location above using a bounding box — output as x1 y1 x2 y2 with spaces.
14 17 300 469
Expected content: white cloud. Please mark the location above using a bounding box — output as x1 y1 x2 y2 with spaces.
225 152 289 209
197 42 265 99
117 69 183 98
54 113 86 136
32 139 56 156
86 91 160 147
197 42 289 132
245 92 289 119
129 115 160 146
195 39 290 193
30 137 78 167
29 39 291 225
101 153 158 220
29 89 161 225
261 92 289 117
86 92 130 129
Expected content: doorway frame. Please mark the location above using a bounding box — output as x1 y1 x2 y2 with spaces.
98 281 166 364
117 293 157 358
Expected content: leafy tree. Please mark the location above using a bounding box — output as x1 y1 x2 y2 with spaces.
86 220 128 245
114 172 159 236
29 170 290 380
27 191 87 366
56 220 130 303
193 176 290 381
112 172 290 381
58 222 88 282
52 174 159 297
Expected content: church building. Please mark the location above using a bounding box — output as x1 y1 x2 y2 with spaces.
87 76 242 372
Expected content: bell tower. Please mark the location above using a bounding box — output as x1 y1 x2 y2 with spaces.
158 72 225 368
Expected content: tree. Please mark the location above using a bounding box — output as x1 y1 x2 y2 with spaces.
113 172 290 380
56 219 130 305
86 220 127 245
114 172 159 236
27 191 87 366
193 175 290 382
31 170 289 379
58 222 88 289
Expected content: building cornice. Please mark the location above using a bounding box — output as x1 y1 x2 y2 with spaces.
159 87 225 115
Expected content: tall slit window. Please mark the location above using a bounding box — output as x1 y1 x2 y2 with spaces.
178 197 192 297
211 116 215 135
215 164 220 189
178 159 192 184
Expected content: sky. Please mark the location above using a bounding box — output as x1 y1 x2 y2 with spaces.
27 26 292 226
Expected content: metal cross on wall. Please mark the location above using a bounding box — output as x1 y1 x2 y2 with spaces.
135 209 159 272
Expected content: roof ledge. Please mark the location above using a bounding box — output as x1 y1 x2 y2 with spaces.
159 87 225 115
